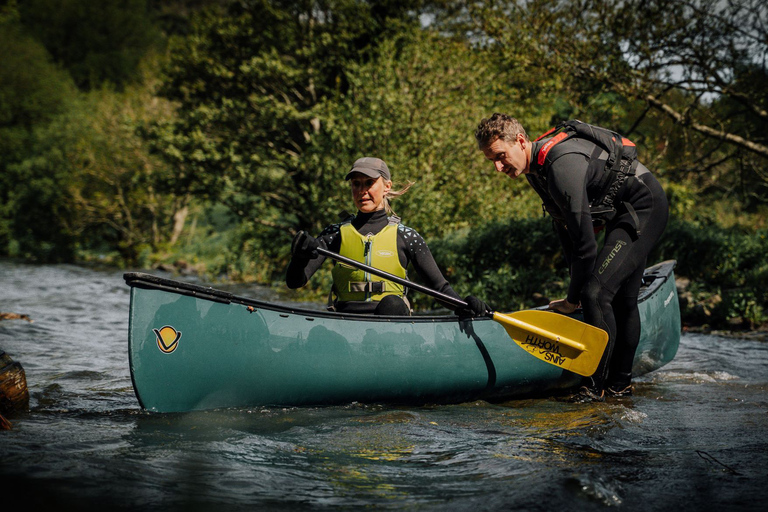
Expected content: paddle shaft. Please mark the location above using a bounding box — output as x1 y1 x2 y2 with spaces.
315 246 607 376
315 247 468 309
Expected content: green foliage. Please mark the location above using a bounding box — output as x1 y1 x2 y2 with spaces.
654 219 768 288
1 0 767 331
653 218 768 327
316 31 527 239
149 0 413 228
428 216 569 311
18 0 162 90
2 55 187 264
4 153 81 262
0 15 80 259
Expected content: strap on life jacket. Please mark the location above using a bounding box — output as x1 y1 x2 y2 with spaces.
534 119 637 173
533 120 640 230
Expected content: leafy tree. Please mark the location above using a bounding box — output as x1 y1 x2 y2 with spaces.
17 0 162 90
462 0 768 205
65 75 187 264
147 1 430 270
2 46 187 263
0 9 79 257
316 32 534 239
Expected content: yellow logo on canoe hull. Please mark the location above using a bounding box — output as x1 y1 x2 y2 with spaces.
153 326 181 354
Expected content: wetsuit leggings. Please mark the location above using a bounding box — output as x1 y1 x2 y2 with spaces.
335 295 411 316
580 173 669 390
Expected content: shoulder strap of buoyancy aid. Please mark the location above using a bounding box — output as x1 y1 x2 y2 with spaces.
534 119 637 172
533 120 641 231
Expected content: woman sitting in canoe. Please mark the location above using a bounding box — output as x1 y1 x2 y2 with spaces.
286 157 486 317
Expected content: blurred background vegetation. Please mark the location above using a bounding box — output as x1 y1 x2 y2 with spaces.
1 0 767 330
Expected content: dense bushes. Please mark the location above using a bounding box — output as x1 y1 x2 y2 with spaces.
654 219 768 329
425 215 768 329
428 216 569 312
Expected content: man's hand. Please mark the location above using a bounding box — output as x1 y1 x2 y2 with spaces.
548 298 579 314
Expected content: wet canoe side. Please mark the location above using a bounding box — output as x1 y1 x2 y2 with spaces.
125 261 680 412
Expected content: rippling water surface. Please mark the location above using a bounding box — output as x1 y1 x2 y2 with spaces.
1 260 766 511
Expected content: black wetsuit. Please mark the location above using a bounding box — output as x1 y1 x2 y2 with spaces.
286 209 462 314
529 137 669 391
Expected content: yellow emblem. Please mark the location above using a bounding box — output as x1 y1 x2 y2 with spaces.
153 326 182 354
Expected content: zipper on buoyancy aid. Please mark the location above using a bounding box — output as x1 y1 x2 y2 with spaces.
364 237 373 301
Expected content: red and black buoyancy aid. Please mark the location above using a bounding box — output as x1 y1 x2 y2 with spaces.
533 120 641 230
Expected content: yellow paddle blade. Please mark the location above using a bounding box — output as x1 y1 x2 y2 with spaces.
492 310 609 377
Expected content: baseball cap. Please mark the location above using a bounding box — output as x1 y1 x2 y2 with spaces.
345 157 391 181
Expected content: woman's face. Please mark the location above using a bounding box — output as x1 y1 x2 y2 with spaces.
349 173 391 213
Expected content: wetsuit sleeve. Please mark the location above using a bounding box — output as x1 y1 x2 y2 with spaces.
398 226 463 310
285 226 342 289
554 221 574 267
547 152 598 304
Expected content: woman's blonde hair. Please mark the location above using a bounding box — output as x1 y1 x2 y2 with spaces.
383 180 415 216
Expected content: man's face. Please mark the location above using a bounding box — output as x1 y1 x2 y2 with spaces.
482 135 529 179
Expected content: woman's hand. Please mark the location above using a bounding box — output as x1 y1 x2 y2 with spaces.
291 230 319 259
548 298 579 314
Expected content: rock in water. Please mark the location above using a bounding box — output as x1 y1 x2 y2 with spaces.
0 351 29 429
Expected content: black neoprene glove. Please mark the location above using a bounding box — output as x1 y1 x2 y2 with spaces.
291 230 320 259
456 295 491 318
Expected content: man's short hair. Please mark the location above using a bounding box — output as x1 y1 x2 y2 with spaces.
475 113 529 150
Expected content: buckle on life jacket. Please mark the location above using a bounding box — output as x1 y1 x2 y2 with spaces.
349 281 387 293
589 205 616 224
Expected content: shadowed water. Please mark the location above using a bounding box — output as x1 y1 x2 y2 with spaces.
1 260 766 511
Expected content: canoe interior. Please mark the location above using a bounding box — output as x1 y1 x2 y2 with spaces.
124 260 680 412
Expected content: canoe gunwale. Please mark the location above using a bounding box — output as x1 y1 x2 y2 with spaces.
124 272 483 324
123 259 676 324
636 260 676 305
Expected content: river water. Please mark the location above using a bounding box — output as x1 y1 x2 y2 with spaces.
0 260 766 511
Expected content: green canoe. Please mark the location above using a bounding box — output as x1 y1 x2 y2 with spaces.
124 260 680 413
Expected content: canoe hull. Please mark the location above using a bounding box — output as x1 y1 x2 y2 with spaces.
125 261 680 412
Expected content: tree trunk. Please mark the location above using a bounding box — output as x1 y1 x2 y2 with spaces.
170 205 189 246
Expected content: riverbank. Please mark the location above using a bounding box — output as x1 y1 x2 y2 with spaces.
682 325 768 342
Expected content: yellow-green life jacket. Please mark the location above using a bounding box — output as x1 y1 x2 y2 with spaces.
331 222 407 302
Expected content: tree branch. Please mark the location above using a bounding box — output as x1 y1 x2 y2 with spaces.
645 94 768 158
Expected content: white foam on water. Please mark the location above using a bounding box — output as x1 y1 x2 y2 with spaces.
652 370 740 384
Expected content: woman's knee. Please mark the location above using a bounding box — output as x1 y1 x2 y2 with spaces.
375 295 410 316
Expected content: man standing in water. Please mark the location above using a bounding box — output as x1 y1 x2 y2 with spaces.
474 114 669 402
